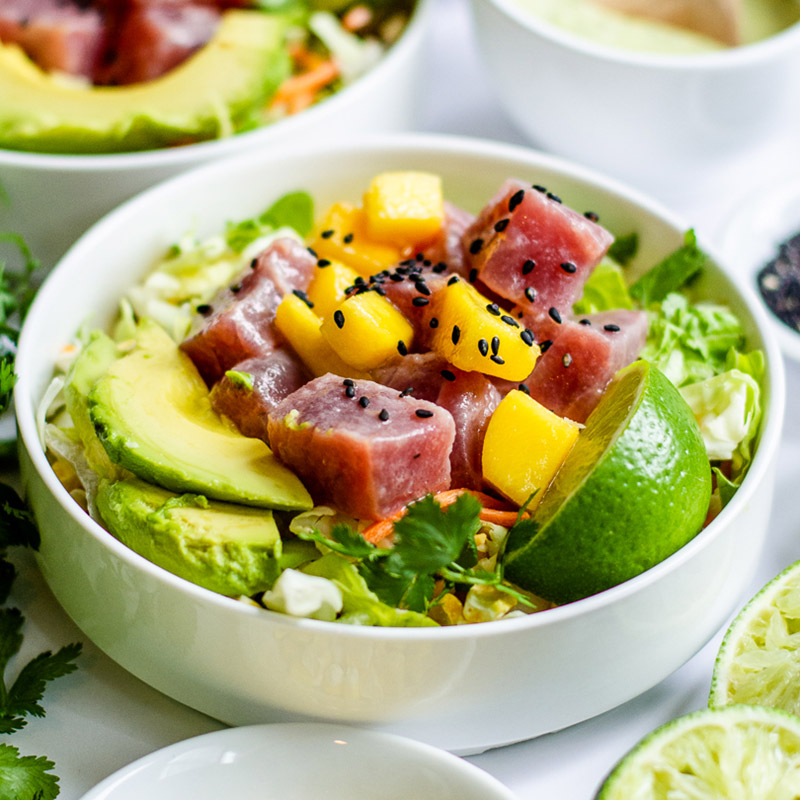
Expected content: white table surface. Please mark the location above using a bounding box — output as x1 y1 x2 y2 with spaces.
7 0 800 797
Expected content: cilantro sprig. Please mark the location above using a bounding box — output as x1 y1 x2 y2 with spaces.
298 493 534 614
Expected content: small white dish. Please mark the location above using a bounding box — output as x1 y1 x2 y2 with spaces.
716 170 800 362
78 722 517 800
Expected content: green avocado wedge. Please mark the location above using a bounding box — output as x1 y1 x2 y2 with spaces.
88 319 313 511
0 10 290 154
96 477 318 596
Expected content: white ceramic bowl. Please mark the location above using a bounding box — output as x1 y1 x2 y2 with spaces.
0 0 430 272
15 134 785 754
469 0 800 195
79 722 517 800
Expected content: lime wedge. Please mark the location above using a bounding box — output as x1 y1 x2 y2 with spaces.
504 360 711 604
711 559 800 713
596 705 800 798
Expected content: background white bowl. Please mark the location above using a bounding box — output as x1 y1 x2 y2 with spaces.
15 134 785 754
79 722 518 800
469 0 800 198
0 0 430 272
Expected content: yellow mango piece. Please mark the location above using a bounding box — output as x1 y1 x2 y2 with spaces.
306 259 360 319
430 278 539 381
320 291 414 372
311 202 403 277
482 390 581 509
362 171 445 246
274 293 368 380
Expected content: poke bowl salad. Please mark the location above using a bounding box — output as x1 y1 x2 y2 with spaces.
32 155 770 629
0 0 418 155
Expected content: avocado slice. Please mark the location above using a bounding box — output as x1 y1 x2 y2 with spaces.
96 477 318 596
0 10 290 154
88 319 312 510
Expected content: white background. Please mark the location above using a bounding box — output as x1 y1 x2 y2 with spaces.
7 0 800 796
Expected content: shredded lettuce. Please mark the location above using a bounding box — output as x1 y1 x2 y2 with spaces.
309 11 383 82
572 259 633 315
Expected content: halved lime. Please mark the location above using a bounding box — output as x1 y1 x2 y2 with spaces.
711 559 800 713
596 705 800 798
504 360 711 604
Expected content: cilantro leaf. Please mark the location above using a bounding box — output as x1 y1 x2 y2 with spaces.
0 485 39 551
0 743 59 800
329 523 376 559
0 608 24 679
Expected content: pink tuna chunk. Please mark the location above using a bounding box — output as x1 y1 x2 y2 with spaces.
267 374 455 520
98 2 219 85
180 238 316 385
421 201 476 279
522 309 648 423
462 179 614 322
209 349 310 443
0 0 105 79
373 353 500 490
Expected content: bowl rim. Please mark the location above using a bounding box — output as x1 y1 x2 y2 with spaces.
0 0 431 171
476 0 800 70
15 131 787 642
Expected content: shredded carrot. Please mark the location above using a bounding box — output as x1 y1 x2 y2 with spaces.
271 59 339 112
362 488 527 545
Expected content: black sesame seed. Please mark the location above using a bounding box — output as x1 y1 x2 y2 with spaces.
524 287 537 303
441 369 456 382
490 354 505 365
333 309 345 329
518 383 530 395
423 259 432 267
321 229 335 239
400 387 414 397
509 189 525 212
486 303 501 316
478 338 489 357
447 275 459 286
469 238 484 255
343 378 354 386
345 385 356 398
415 409 434 418
494 218 510 233
374 286 386 296
416 252 425 261
292 289 313 308
562 353 573 368
532 184 547 193
579 318 592 325
343 233 354 244
307 247 317 257
196 303 212 315
539 339 553 353
378 408 389 421
604 324 621 332
501 314 519 327
451 325 461 345
429 317 439 329
548 307 562 324
433 261 448 273
230 283 242 293
389 273 404 282
358 396 370 408
491 336 500 355
317 258 331 268
415 281 431 296
412 296 430 307
520 329 534 347
522 259 535 275
250 258 258 269
560 261 577 274
547 192 562 204
397 340 408 356
468 268 478 284
354 276 366 286
584 211 600 222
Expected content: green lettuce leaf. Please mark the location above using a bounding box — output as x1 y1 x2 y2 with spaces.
573 259 633 315
226 191 314 252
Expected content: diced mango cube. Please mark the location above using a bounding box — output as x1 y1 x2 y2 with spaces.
274 293 368 380
429 278 539 381
482 390 581 509
320 291 414 371
306 259 360 319
311 202 403 277
362 171 445 246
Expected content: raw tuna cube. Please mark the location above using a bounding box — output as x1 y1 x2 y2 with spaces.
267 374 455 520
462 179 614 322
421 201 476 279
373 354 500 490
98 1 219 85
181 238 316 385
522 309 647 423
209 349 310 443
0 0 105 79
